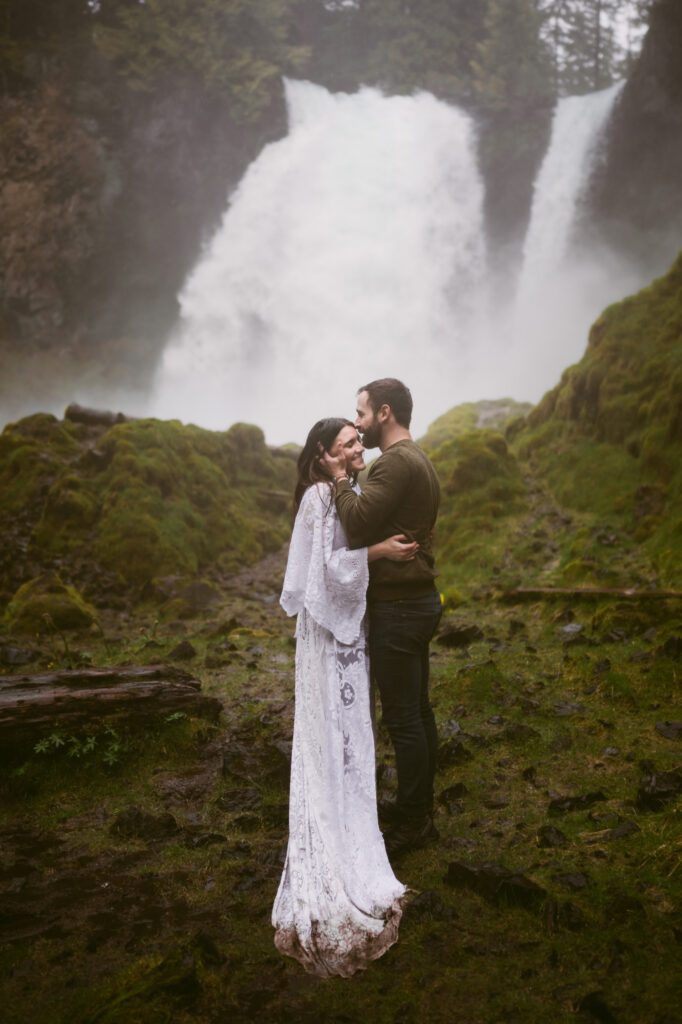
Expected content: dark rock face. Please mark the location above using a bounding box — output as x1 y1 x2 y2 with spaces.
589 0 682 270
475 106 553 274
0 47 287 391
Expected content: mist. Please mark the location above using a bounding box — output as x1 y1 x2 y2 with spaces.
1 77 670 445
146 79 658 445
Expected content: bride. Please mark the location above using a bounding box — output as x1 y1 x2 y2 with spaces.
272 417 418 977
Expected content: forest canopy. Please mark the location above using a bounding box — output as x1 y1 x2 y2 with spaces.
0 0 654 113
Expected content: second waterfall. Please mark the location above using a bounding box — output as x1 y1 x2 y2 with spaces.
151 80 487 443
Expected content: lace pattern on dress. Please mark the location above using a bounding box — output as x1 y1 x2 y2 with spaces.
280 483 369 646
273 484 406 977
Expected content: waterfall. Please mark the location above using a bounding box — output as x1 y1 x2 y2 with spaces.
150 78 638 442
150 80 487 444
499 81 638 400
518 80 626 299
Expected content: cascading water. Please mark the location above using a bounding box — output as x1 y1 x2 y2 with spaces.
150 77 639 443
150 79 487 444
503 81 637 398
518 80 625 297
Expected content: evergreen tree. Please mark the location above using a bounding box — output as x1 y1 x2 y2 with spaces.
539 0 649 94
94 0 309 122
472 0 554 113
358 0 487 102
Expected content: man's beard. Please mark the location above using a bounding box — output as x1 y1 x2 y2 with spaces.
360 416 382 450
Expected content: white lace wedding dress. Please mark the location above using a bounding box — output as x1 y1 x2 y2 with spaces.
273 482 406 977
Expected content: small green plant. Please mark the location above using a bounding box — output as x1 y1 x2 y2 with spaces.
33 724 125 766
101 725 124 766
164 711 186 724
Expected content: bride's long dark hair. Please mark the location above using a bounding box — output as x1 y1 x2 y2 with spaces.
293 417 356 512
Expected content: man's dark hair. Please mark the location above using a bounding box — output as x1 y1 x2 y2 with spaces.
359 378 413 429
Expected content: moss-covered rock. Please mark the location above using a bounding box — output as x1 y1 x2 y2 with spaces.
88 418 294 584
4 573 98 634
0 412 297 607
429 428 529 593
514 252 682 586
0 413 78 515
432 430 526 514
420 399 532 451
591 601 666 639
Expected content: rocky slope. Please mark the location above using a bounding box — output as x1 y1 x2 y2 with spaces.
426 252 682 600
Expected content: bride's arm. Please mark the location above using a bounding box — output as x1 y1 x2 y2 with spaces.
368 534 419 563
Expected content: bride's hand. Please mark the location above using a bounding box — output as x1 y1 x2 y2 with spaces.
369 534 419 563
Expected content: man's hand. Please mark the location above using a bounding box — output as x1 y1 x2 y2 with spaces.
318 444 348 482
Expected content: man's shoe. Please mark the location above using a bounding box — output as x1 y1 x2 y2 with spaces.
383 815 440 859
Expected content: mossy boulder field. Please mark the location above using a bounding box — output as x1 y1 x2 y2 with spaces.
0 415 296 634
1 255 681 1024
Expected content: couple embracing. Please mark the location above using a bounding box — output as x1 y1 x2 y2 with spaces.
272 378 442 978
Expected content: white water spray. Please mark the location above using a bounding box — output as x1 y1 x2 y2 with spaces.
149 77 642 443
500 81 636 398
519 81 625 297
150 80 487 444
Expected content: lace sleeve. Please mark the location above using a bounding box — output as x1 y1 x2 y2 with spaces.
280 483 369 645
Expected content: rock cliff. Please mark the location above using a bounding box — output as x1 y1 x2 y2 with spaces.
588 0 682 269
0 45 286 395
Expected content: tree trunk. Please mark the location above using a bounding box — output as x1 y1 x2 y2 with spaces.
0 664 222 746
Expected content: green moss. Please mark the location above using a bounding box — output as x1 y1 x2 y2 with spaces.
4 573 98 634
430 428 529 595
511 252 682 587
0 414 83 522
33 474 100 551
0 413 296 594
591 600 664 639
420 398 532 450
432 430 523 499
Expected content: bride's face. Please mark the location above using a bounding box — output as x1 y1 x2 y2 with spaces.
331 425 365 473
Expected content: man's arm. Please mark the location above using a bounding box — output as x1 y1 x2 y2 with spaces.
334 452 410 545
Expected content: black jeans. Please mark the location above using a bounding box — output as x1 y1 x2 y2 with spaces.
368 589 442 821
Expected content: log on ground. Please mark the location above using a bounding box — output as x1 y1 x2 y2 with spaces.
502 586 682 602
0 664 222 744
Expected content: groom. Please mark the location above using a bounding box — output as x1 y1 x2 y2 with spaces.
326 378 441 858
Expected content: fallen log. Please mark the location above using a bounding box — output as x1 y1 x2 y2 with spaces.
0 664 222 745
64 402 136 427
502 586 682 602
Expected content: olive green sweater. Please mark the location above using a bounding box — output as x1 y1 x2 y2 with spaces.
334 439 440 602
